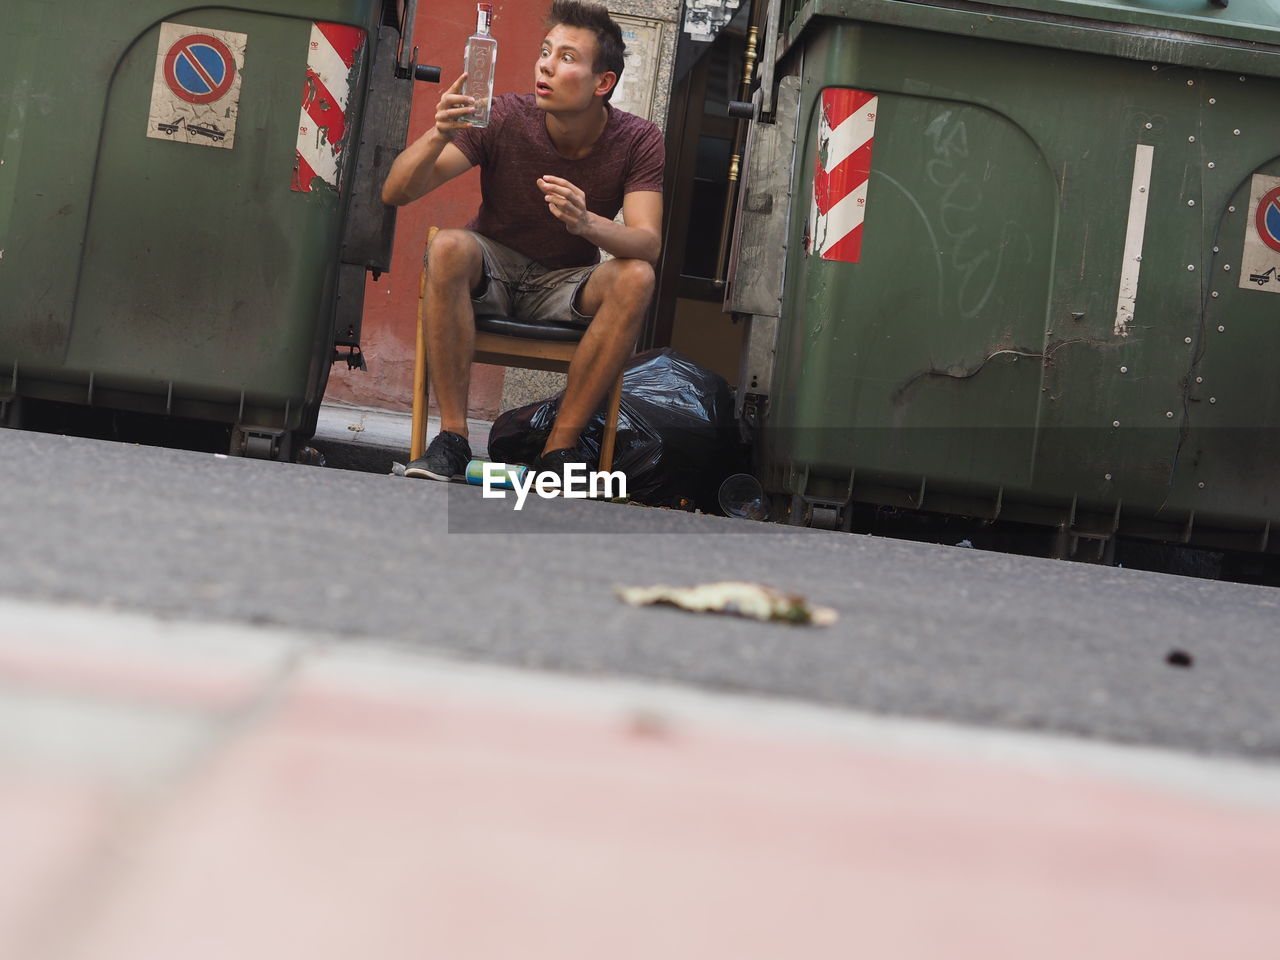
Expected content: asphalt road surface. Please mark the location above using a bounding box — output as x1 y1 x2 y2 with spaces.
3 428 1277 763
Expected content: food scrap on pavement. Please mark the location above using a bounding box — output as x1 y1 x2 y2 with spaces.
616 581 838 626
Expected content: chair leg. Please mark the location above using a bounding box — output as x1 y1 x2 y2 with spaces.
599 372 623 473
410 252 430 463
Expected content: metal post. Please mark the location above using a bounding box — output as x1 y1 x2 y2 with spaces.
715 22 761 285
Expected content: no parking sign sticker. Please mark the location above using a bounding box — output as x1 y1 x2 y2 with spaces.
147 23 247 149
1239 173 1280 294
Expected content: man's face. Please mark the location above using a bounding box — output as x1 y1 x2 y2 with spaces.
534 24 613 111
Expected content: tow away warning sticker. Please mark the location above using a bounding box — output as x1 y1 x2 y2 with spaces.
1239 173 1280 293
147 23 247 149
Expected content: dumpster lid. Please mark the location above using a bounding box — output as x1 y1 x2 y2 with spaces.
975 0 1280 43
788 0 1280 75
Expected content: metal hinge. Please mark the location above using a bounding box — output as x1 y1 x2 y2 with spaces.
334 344 367 370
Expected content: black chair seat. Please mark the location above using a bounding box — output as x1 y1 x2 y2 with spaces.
476 314 585 343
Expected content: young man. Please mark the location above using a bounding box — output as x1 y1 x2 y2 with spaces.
382 0 665 482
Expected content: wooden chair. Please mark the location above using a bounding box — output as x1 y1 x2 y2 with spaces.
410 227 624 471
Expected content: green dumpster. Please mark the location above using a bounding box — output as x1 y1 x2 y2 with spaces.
0 0 420 458
737 0 1280 555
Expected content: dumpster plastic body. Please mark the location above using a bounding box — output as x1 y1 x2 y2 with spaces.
737 0 1280 553
0 1 411 457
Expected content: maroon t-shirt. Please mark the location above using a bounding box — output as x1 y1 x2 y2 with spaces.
452 94 665 269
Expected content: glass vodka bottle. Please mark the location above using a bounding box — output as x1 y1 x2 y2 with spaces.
462 3 496 128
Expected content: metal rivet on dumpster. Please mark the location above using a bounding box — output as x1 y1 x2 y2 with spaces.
1139 186 1147 193
1145 122 1153 129
1187 264 1196 271
1208 98 1216 105
1120 366 1128 373
1213 245 1219 252
1185 337 1192 344
1218 325 1225 331
1208 162 1216 169
1187 79 1195 85
1211 291 1220 298
1113 420 1121 428
1135 255 1142 262
1240 76 1246 81
1198 482 1206 489
1166 411 1175 418
1210 397 1217 403
1229 205 1237 212
1152 65 1159 70
1233 129 1241 135
1188 200 1196 206
1224 264 1231 271
1105 473 1113 480
1196 376 1204 383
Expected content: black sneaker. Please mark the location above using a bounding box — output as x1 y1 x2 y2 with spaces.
526 447 593 495
406 430 471 481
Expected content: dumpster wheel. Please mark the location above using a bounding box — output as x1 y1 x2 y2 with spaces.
231 424 294 462
787 494 852 531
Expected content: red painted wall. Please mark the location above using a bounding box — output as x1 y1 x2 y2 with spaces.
325 1 544 415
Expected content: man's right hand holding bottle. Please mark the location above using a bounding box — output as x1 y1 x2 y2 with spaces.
381 74 479 205
434 74 477 141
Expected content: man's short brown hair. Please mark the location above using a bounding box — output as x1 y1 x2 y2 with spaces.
546 0 626 102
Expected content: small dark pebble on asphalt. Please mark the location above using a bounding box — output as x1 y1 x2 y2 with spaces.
1166 649 1194 668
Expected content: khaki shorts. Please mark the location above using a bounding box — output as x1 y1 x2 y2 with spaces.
432 230 600 327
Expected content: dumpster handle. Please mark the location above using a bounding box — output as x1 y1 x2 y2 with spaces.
396 0 441 83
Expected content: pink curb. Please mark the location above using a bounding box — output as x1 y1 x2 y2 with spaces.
40 675 1280 960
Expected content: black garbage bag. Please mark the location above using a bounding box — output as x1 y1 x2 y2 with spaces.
487 348 745 511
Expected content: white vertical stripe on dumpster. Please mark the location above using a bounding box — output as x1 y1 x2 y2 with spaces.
1114 144 1155 337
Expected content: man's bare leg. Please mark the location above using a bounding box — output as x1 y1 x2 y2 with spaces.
542 258 654 457
424 229 485 439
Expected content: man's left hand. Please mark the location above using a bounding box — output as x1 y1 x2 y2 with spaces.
537 176 590 235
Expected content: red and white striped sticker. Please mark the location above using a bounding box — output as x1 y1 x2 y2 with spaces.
293 22 364 193
808 89 879 262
